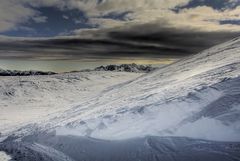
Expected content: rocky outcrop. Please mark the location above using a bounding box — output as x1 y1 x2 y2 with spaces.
94 63 156 73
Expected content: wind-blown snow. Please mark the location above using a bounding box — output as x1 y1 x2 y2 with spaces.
1 37 240 143
53 37 240 141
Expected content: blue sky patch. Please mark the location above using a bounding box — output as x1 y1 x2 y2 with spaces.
100 11 132 21
2 7 96 37
220 19 240 25
173 0 240 12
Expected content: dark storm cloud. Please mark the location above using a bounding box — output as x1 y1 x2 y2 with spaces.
0 24 239 60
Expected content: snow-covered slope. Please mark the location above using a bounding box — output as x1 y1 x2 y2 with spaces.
30 37 240 141
0 71 142 134
1 135 240 161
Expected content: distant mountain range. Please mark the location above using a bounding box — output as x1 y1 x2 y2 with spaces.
94 63 156 73
0 69 56 76
0 64 156 76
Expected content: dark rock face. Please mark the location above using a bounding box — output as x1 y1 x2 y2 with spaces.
95 63 156 73
0 69 56 76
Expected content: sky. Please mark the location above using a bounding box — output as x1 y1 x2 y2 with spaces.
0 0 240 72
